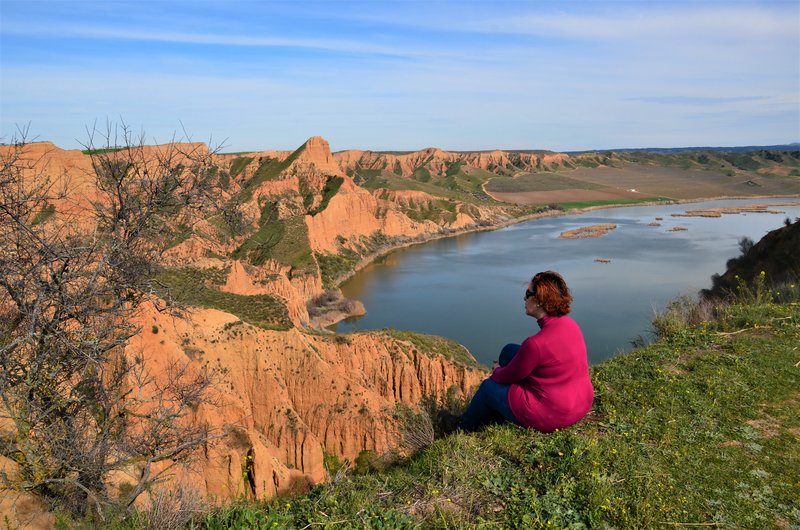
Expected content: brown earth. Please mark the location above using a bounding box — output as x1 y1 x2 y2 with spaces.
548 164 800 199
488 187 643 205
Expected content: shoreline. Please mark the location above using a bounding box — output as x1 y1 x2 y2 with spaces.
314 193 800 331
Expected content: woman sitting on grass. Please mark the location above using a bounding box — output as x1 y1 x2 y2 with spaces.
460 271 594 432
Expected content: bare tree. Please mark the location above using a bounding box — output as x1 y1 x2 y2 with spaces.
0 123 221 519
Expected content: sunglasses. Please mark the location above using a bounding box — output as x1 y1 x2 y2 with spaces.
525 289 536 300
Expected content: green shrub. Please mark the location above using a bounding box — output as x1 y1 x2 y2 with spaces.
228 156 253 178
31 202 56 225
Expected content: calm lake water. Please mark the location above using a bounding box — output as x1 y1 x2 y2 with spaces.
333 198 800 366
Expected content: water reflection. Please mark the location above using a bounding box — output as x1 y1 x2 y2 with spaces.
333 198 800 366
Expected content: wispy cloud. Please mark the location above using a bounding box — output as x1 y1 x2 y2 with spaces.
626 96 767 106
338 3 799 42
1 23 414 57
475 7 798 41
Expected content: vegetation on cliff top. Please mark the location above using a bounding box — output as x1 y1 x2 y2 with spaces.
90 273 798 529
156 267 292 331
706 217 800 299
380 329 480 369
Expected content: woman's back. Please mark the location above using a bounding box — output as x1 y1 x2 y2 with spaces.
496 315 594 432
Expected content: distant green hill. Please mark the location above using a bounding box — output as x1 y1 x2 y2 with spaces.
567 143 800 154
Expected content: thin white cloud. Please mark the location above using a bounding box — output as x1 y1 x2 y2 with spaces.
0 22 415 57
332 3 798 43
626 96 767 106
477 7 798 41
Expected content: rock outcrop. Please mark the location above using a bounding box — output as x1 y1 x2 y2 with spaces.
334 147 570 177
129 304 485 500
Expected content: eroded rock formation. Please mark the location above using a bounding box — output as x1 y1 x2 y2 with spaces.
130 304 485 500
333 147 570 177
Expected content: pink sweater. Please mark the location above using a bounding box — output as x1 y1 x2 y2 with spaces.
490 315 594 432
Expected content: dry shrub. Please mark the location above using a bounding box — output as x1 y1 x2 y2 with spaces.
0 124 222 519
652 295 719 338
139 483 206 530
401 411 435 456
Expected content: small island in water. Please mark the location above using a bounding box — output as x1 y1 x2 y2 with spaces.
560 223 618 239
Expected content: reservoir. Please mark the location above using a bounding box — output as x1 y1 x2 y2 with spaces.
333 198 800 366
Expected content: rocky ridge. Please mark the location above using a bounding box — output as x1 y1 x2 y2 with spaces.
333 147 571 177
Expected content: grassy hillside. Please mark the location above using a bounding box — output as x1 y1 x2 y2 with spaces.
192 289 798 529
85 274 797 529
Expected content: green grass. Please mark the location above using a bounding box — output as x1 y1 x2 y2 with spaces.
557 197 672 210
355 165 498 204
412 167 432 183
231 202 284 265
156 267 291 331
399 198 458 224
232 204 314 275
380 329 480 368
613 150 800 175
164 222 193 249
315 252 359 288
445 161 465 177
718 152 764 171
215 170 232 192
80 147 123 155
486 173 606 193
305 176 344 216
191 289 799 528
229 156 254 178
238 142 306 201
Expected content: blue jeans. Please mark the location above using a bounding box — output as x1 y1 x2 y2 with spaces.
460 344 523 431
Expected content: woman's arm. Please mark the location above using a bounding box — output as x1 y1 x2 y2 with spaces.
490 337 539 384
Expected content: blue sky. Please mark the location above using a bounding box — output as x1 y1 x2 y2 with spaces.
1 1 798 152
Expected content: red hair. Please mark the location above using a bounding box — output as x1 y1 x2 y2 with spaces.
531 271 572 316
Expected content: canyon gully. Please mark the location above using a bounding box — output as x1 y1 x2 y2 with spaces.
334 197 800 365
